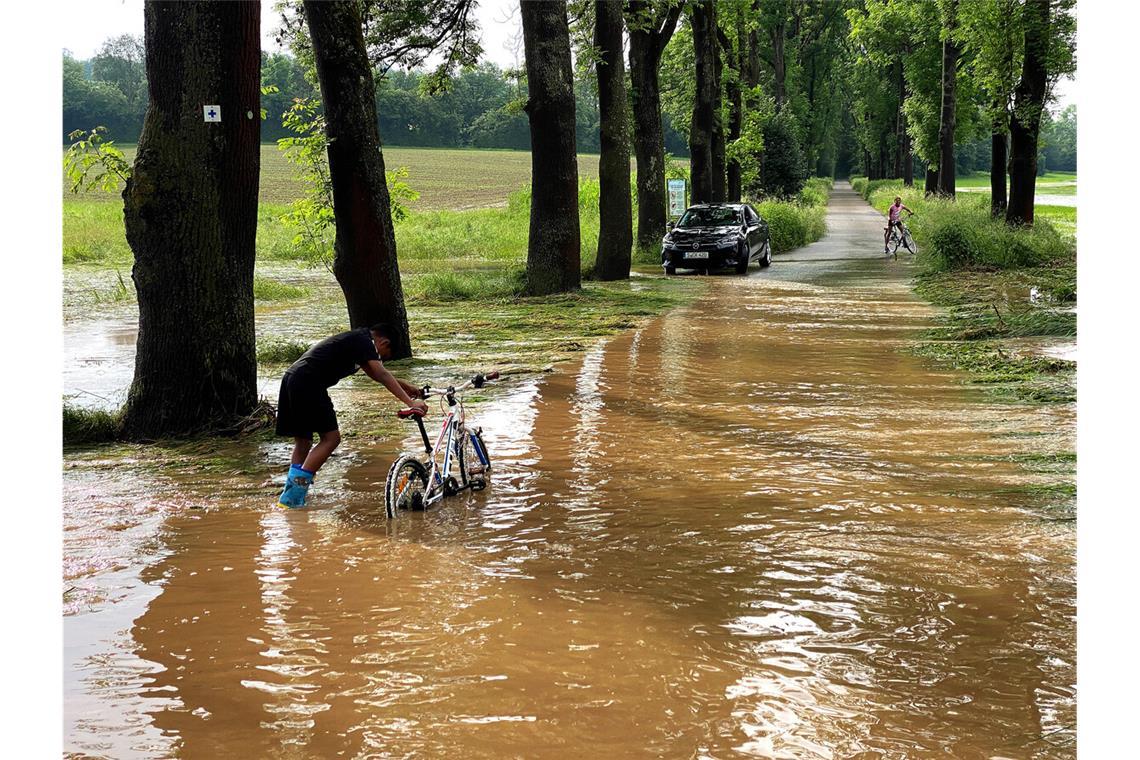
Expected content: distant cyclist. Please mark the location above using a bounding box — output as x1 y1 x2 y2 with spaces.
884 195 914 253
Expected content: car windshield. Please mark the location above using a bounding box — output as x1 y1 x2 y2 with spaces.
677 207 741 228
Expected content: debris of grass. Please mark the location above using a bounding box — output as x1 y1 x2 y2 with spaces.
63 404 122 445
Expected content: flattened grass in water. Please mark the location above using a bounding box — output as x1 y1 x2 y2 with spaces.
254 277 310 301
63 404 121 445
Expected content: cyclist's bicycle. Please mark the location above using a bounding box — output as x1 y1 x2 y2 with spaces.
886 214 918 258
384 371 497 518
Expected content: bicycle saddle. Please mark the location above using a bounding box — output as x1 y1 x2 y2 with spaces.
397 408 426 419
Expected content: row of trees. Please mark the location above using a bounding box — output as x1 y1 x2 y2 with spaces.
847 0 1075 223
95 0 1074 439
64 40 691 155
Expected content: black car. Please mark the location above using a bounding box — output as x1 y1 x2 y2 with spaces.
661 203 772 275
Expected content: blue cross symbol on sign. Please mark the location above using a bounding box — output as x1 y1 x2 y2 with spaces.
208 109 216 118
203 105 222 122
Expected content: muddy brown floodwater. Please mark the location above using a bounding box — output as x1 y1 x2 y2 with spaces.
64 183 1075 758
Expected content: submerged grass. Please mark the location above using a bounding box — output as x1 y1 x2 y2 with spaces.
253 277 310 301
63 404 122 445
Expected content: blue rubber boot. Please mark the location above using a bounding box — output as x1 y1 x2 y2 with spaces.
278 465 314 508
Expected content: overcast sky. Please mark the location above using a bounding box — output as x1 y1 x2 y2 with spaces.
61 0 1075 110
61 0 526 70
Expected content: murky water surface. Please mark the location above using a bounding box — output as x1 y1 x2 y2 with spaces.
64 185 1074 758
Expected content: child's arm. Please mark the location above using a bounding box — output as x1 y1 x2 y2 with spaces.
903 204 914 214
363 360 427 411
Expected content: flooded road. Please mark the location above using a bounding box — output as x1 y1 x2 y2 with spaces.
64 183 1075 758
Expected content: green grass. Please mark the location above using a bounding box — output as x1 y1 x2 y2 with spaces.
63 405 121 445
256 338 311 364
253 276 310 301
956 170 1076 189
64 144 672 211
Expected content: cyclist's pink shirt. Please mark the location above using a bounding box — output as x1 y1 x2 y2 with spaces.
888 203 902 222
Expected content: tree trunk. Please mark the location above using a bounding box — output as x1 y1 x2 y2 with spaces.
903 131 914 186
990 126 1008 217
304 0 411 356
689 0 716 203
894 60 904 179
593 0 632 281
710 10 726 203
937 0 959 197
521 0 581 294
121 0 261 439
925 167 939 196
772 19 786 112
627 1 682 251
1007 0 1050 226
726 14 745 201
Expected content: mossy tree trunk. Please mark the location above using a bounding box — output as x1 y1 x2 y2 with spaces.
689 0 717 204
725 19 744 201
593 0 632 281
936 0 959 198
1006 0 1049 226
991 125 1008 217
303 0 411 356
521 0 581 295
121 0 261 440
627 0 683 251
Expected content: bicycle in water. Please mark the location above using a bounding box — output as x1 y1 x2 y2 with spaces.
384 371 497 518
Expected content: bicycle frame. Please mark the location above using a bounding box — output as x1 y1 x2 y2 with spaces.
402 375 492 506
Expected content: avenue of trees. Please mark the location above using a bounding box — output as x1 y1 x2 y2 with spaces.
70 0 1076 439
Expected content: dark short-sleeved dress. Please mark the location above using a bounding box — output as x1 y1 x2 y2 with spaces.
275 328 380 436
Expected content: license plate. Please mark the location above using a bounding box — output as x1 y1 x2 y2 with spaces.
684 251 710 259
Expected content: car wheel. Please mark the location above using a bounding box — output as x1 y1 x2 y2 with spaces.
734 243 749 274
664 264 676 276
759 241 772 268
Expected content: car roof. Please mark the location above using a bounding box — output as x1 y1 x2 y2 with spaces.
685 203 748 210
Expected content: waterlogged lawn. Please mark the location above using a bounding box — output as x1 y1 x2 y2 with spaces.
956 170 1076 189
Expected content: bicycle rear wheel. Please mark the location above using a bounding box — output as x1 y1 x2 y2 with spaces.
385 455 429 518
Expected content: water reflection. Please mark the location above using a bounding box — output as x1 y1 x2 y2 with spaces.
64 184 1074 758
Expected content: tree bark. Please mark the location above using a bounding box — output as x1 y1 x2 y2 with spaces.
689 0 717 203
304 0 411 356
710 13 727 203
771 18 786 112
1006 0 1050 225
121 0 261 439
627 1 682 251
990 127 1008 217
726 16 745 201
925 167 939 196
521 0 580 294
937 0 959 197
593 0 632 280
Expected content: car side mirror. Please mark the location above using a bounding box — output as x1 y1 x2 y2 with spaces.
667 220 675 230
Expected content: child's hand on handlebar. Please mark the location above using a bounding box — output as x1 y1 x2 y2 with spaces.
409 398 428 414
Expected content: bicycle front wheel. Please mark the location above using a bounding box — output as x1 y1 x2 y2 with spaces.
385 455 429 518
458 429 491 488
903 230 917 255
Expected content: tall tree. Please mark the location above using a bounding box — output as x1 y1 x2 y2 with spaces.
303 0 412 356
721 12 745 201
593 0 633 280
689 0 719 203
936 0 960 197
1005 0 1049 225
521 0 581 295
121 0 261 439
626 0 683 250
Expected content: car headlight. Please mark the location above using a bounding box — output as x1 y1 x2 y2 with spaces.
716 235 738 247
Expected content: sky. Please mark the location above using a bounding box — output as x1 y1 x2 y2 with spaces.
60 0 1075 110
61 0 527 70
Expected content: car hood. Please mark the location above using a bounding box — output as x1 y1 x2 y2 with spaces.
668 225 738 241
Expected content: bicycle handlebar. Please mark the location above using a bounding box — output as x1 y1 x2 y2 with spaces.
399 370 500 417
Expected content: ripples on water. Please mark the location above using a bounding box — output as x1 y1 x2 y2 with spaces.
64 193 1074 758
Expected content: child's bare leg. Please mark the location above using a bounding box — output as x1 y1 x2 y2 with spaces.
291 436 313 466
301 429 341 474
